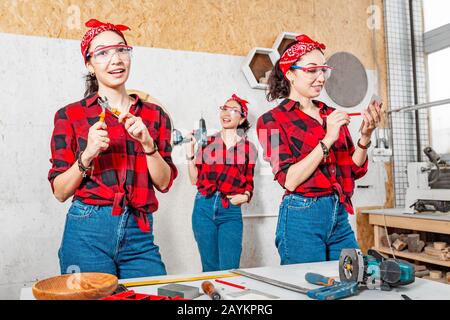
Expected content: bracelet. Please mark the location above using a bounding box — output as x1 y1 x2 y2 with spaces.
244 191 252 203
319 141 329 159
78 151 92 178
144 141 158 156
357 138 371 149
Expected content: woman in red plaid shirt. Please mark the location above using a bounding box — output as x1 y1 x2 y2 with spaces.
185 94 257 272
48 19 177 278
257 35 382 264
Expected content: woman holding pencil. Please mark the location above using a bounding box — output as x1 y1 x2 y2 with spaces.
256 34 382 264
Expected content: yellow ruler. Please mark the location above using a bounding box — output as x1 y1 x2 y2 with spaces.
122 273 237 288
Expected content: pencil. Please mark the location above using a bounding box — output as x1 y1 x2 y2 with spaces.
214 279 246 290
320 112 362 118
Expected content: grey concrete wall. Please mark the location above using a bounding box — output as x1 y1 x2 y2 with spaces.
0 33 386 299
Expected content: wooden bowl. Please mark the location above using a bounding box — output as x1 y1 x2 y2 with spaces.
32 273 118 300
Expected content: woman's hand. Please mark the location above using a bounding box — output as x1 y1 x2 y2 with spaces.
324 110 350 145
360 101 382 138
83 121 110 165
227 194 249 206
185 131 197 158
119 113 155 152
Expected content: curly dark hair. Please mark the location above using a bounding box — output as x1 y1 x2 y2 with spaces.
266 42 324 102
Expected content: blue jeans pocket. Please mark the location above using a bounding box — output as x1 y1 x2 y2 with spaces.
287 195 316 210
67 200 94 219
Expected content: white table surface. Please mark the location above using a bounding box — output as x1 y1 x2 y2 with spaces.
21 261 450 300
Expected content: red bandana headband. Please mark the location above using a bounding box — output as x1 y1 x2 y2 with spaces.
81 19 131 63
279 34 326 76
229 94 249 117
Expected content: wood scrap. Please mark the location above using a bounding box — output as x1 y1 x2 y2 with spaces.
429 270 443 280
433 242 447 250
414 265 427 272
392 239 407 251
407 234 425 253
446 272 450 283
424 246 450 261
415 270 430 278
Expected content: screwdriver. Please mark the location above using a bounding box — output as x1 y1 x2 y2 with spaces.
201 281 222 300
305 273 336 287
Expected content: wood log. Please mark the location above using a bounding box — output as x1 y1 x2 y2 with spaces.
407 234 422 253
414 265 427 272
424 246 450 260
392 239 407 251
415 270 430 278
430 270 443 280
433 242 447 250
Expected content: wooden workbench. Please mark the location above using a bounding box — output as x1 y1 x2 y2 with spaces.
362 208 450 269
20 261 450 300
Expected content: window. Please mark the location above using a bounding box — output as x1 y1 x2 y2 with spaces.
427 48 450 154
424 0 450 155
423 0 450 32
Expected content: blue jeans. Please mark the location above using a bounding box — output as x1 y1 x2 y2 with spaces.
192 192 243 272
275 193 359 265
59 200 166 279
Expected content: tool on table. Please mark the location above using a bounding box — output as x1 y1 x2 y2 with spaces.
339 249 415 291
215 279 246 290
305 281 358 300
202 281 222 300
231 269 310 294
172 116 208 148
304 272 359 300
113 284 129 294
305 273 336 286
122 273 237 288
158 283 200 299
231 269 354 300
405 147 450 213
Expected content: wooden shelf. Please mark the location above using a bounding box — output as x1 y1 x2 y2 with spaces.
242 47 279 90
375 246 450 268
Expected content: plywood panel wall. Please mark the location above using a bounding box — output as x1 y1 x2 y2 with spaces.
0 0 385 65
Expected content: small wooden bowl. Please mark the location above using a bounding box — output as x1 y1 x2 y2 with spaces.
32 273 118 300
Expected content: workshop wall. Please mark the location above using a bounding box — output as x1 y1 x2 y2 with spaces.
0 0 389 299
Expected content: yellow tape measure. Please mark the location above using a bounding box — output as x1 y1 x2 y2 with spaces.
122 273 237 288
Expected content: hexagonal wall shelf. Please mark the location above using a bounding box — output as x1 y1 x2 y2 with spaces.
242 47 279 90
272 32 298 56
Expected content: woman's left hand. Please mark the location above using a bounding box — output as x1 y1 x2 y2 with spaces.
360 101 383 138
227 194 249 206
119 113 154 150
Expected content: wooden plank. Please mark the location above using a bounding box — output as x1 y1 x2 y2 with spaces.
376 246 450 268
369 214 450 235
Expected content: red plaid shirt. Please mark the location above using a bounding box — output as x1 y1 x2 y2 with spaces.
256 99 368 214
48 93 178 232
195 133 257 208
